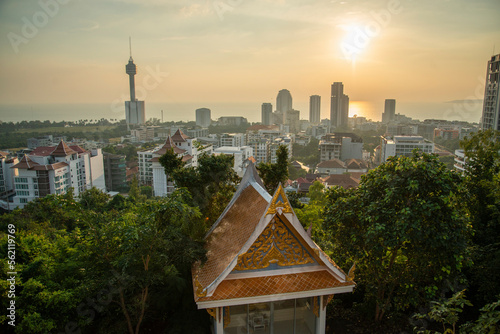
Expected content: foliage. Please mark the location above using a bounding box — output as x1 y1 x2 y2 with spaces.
414 290 472 334
292 137 319 167
257 145 289 193
128 175 146 203
0 189 210 334
288 163 307 180
323 151 470 322
461 297 500 334
307 180 326 206
460 130 500 308
159 151 241 224
434 136 461 153
102 144 138 162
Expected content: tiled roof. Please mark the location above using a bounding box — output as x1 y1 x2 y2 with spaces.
0 151 9 158
51 141 77 157
196 270 354 302
193 185 270 289
32 162 68 171
30 146 56 156
154 136 186 155
11 155 40 169
182 154 193 162
345 159 368 170
321 174 360 189
69 145 88 154
317 159 345 169
171 129 190 143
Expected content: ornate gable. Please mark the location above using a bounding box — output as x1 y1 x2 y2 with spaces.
234 214 316 271
266 183 292 215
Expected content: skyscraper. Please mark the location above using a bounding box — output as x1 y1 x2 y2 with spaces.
276 89 293 113
125 38 145 126
261 103 273 125
382 99 396 123
309 95 321 124
196 108 211 127
330 82 349 128
481 54 500 130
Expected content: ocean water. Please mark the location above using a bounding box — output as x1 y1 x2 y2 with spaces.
0 101 483 124
0 102 264 124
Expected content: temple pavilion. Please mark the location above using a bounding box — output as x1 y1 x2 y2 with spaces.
192 164 355 334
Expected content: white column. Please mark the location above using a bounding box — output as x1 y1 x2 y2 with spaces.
316 296 326 334
215 307 224 334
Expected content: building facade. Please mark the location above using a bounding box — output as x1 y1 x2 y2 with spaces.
381 99 396 124
261 103 273 126
380 135 434 162
196 108 212 128
8 141 105 209
103 152 127 192
309 95 321 125
330 82 349 129
319 133 363 162
481 54 500 130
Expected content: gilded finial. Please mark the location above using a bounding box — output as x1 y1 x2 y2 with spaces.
195 276 207 297
347 262 356 281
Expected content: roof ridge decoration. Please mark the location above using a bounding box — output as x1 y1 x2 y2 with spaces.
51 140 77 157
266 183 292 215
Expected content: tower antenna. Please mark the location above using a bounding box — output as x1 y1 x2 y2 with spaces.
129 36 132 59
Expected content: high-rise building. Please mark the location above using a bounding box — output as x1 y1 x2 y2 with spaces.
382 99 396 123
309 95 321 124
196 108 211 128
261 103 273 125
103 152 127 192
330 82 349 129
125 39 145 126
481 54 500 130
276 89 292 113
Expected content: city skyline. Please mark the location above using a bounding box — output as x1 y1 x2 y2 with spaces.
1 0 499 123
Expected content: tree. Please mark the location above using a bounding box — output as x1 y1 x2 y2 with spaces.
159 151 241 224
307 180 326 205
460 130 500 309
257 145 289 193
323 151 470 322
79 187 111 212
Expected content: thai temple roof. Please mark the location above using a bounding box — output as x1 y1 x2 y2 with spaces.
192 162 354 308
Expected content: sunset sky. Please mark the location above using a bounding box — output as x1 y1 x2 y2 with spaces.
1 0 499 122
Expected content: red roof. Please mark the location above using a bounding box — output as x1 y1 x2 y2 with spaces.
321 174 360 189
0 151 9 158
69 145 88 154
30 146 56 156
51 141 77 157
182 154 193 162
154 136 186 155
11 155 40 169
171 129 190 143
317 159 345 169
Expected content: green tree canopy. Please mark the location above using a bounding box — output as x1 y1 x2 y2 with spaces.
257 145 290 194
323 151 470 322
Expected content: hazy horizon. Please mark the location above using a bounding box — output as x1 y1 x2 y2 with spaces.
1 0 499 124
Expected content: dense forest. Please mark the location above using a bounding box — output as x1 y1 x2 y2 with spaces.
1 131 499 333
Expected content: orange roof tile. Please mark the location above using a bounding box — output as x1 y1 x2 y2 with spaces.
196 271 354 302
317 159 345 169
321 174 360 189
193 185 269 288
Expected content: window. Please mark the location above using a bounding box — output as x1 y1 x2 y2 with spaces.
20 198 28 203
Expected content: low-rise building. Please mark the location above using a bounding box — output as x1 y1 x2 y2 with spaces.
319 133 363 162
380 135 434 162
214 146 253 177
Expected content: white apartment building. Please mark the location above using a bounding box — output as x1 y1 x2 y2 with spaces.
219 133 246 147
0 152 18 207
138 129 213 196
380 135 434 162
454 149 466 173
213 146 253 177
269 136 293 164
7 141 105 209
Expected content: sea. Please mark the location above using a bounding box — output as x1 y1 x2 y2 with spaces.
0 101 483 124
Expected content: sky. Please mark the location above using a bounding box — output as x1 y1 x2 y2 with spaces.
0 0 499 123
